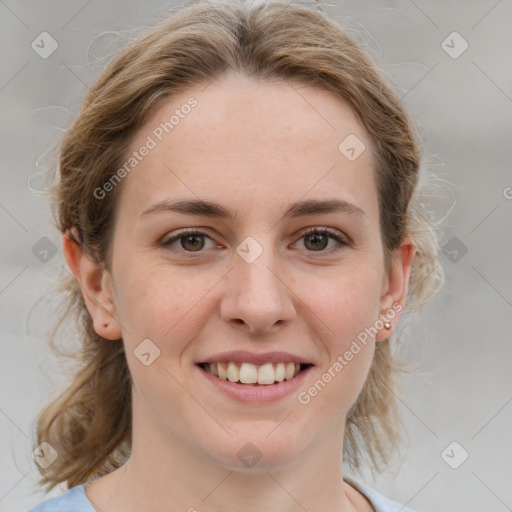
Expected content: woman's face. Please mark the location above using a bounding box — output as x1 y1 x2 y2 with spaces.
89 72 411 471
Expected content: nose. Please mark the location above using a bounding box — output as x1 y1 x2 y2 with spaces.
220 241 296 335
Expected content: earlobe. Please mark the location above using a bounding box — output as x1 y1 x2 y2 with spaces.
62 230 123 341
376 236 415 341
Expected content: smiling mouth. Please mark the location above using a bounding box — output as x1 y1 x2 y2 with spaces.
197 361 313 386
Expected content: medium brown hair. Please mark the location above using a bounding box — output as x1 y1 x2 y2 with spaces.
35 0 442 490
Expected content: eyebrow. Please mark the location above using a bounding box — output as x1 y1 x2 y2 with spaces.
141 198 368 222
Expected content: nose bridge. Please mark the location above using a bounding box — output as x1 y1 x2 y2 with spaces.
221 233 295 333
235 233 285 305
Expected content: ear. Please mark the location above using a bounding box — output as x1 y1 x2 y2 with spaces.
376 235 415 341
62 229 122 340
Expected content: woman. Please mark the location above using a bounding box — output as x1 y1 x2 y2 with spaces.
29 0 441 510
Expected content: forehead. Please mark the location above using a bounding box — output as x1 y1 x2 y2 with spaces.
117 72 378 224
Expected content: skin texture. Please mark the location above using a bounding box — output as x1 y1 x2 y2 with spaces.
63 71 414 512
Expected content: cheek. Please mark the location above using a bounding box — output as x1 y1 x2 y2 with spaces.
308 263 383 341
115 266 202 404
113 262 212 353
297 263 382 400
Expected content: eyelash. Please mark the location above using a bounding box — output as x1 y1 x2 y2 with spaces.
160 227 350 255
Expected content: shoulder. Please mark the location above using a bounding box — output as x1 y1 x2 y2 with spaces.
344 476 417 512
27 485 95 512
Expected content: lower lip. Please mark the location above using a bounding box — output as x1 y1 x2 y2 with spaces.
197 365 313 403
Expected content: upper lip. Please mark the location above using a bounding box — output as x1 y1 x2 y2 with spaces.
197 350 314 365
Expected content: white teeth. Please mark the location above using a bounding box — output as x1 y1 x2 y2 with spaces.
203 361 306 385
227 361 239 382
285 362 295 380
275 362 286 382
239 362 258 384
257 363 275 385
217 364 227 380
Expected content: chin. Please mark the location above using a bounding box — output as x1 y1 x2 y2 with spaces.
202 428 306 473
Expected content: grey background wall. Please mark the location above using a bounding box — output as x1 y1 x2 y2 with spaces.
1 1 510 511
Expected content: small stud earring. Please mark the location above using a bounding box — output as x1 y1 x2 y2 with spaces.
383 321 392 330
103 320 110 328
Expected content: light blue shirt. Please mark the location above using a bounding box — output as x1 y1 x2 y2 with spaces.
28 477 415 512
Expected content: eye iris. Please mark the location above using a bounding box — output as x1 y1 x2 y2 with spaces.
182 234 204 251
305 233 328 251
